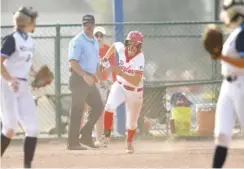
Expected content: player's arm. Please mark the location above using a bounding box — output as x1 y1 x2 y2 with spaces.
29 65 37 77
1 35 15 82
219 30 244 68
100 44 117 77
1 57 12 81
95 41 103 81
219 56 244 68
68 39 87 77
95 63 103 81
114 55 144 86
103 43 115 60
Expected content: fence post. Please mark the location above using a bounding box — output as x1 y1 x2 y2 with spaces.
113 0 126 136
214 0 220 21
163 86 170 136
55 24 62 138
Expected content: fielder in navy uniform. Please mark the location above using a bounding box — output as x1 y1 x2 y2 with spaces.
1 7 39 168
212 0 244 168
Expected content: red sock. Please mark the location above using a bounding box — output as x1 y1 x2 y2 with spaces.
104 111 113 131
127 129 136 143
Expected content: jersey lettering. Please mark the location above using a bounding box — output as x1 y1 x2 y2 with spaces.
115 42 145 88
119 60 134 74
1 31 34 79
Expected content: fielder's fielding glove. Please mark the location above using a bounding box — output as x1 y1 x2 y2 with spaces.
202 24 223 60
31 65 54 89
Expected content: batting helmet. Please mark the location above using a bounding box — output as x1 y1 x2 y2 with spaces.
126 31 143 44
125 31 143 52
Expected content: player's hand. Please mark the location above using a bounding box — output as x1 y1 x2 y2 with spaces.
111 66 123 76
100 81 107 89
29 70 37 77
83 74 95 86
8 79 19 92
101 58 111 68
107 80 113 86
29 66 37 77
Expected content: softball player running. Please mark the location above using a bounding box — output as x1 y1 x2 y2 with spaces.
212 0 244 168
100 31 145 153
1 7 39 168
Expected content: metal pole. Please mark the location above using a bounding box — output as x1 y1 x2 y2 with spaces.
113 0 124 44
214 0 220 21
55 24 62 138
113 0 126 136
213 0 221 102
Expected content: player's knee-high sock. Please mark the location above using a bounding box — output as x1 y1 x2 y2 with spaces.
212 145 228 168
103 111 113 137
1 133 11 156
127 129 136 142
24 137 37 168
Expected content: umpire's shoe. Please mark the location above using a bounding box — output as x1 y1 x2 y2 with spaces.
79 136 99 148
95 135 110 148
24 163 31 168
67 143 87 150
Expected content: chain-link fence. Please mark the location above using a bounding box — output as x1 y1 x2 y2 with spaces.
1 21 243 138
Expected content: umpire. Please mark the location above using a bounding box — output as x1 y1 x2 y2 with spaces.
67 14 104 150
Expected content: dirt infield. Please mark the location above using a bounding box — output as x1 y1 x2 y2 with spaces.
2 138 244 168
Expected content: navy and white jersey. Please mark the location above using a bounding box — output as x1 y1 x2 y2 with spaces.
1 31 34 79
221 24 244 76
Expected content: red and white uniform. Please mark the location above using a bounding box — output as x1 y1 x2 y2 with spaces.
105 42 144 131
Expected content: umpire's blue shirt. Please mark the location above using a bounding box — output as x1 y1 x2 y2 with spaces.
68 32 99 74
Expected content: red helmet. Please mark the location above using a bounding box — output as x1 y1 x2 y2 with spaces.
126 31 143 45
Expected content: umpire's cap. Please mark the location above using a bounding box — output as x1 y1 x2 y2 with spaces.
82 14 95 24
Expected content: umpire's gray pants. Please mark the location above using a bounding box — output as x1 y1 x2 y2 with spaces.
67 71 103 145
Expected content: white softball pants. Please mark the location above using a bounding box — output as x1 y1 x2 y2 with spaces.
105 81 143 130
0 78 39 138
215 76 244 147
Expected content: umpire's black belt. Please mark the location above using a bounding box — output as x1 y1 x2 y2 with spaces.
16 77 28 81
225 76 237 82
70 69 95 77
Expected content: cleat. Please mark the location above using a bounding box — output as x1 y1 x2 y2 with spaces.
125 142 134 154
95 135 110 148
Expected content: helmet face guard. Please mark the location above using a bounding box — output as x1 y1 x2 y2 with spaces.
125 39 142 53
125 31 143 53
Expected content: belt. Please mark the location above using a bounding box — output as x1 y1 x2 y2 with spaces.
118 81 143 92
84 72 94 76
70 69 95 76
16 78 27 81
225 76 237 82
71 69 96 79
